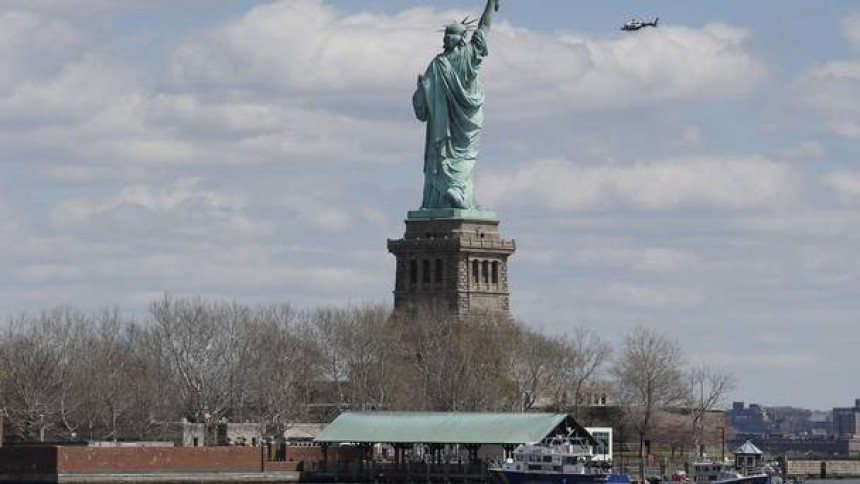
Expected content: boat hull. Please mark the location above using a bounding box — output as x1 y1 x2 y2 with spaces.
715 475 770 484
490 470 619 484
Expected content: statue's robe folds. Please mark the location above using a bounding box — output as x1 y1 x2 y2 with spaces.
413 28 488 210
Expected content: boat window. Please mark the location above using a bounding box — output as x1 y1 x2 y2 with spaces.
553 466 563 472
528 465 542 471
543 455 553 463
565 457 576 465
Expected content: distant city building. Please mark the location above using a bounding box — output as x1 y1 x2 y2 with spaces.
832 399 860 439
808 410 832 437
727 402 771 434
149 421 205 447
581 381 612 407
283 423 326 444
217 422 263 446
727 399 860 457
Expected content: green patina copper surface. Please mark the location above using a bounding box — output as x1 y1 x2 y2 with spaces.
407 207 498 222
314 412 578 445
412 0 498 214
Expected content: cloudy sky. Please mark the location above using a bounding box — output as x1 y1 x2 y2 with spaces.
3 0 860 409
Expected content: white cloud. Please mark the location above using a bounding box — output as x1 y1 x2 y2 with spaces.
170 1 439 93
599 282 703 309
792 60 860 138
572 247 702 273
780 140 826 161
491 22 765 115
831 121 860 138
824 171 860 204
19 264 82 281
170 1 765 114
130 249 377 290
702 351 820 371
50 178 271 236
480 156 799 211
2 0 232 14
0 11 89 89
842 12 860 49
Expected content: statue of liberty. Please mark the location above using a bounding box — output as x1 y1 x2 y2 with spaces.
412 0 498 213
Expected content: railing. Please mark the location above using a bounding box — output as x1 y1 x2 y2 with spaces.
303 460 493 483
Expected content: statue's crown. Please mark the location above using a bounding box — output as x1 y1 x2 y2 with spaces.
441 16 479 35
445 23 466 35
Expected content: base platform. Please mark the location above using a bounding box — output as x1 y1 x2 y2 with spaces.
407 208 498 222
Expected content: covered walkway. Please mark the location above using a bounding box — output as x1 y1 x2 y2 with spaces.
312 412 595 475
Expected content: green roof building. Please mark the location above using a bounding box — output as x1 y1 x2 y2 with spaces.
315 412 594 446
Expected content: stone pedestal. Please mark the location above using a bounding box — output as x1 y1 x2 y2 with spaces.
387 213 515 317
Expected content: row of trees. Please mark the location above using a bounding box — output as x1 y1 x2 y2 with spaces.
0 296 733 458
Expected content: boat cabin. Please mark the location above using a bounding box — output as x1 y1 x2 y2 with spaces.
692 460 739 483
506 435 595 475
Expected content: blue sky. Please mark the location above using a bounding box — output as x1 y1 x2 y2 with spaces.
2 0 860 409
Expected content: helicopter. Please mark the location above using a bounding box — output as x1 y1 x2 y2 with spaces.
621 17 659 31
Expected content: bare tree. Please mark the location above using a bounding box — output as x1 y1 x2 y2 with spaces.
685 365 735 454
390 309 517 412
71 310 135 442
0 307 86 441
243 304 318 434
337 305 392 411
79 310 155 442
149 296 252 437
555 327 612 417
507 330 562 411
611 326 687 480
307 307 352 411
393 309 460 411
451 314 517 411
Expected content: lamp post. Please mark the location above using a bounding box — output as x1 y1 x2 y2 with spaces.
718 426 726 461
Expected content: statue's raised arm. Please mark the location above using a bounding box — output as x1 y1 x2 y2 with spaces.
478 0 499 32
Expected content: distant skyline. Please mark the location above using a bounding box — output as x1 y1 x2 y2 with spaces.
2 1 859 409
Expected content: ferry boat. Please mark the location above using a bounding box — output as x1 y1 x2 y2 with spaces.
489 434 629 484
691 458 771 484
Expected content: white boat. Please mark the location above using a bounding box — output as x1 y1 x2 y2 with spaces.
489 434 630 484
691 458 771 484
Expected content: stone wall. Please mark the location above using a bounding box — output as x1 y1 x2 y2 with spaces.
739 437 860 457
56 446 262 474
786 458 860 478
286 445 365 471
0 446 58 475
0 445 319 476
